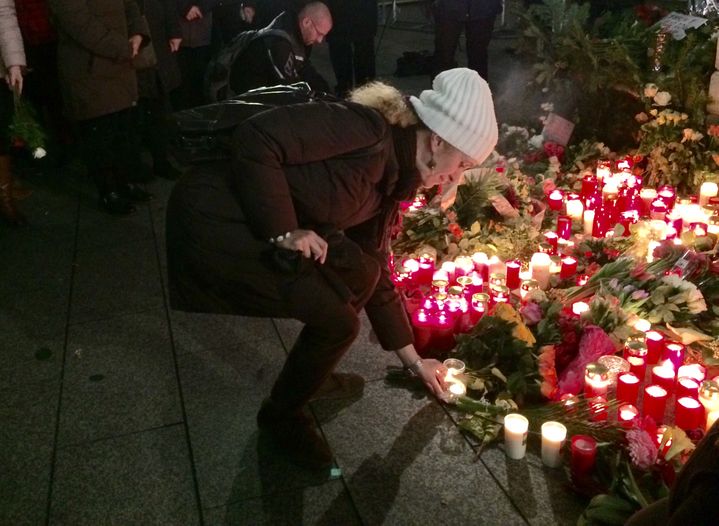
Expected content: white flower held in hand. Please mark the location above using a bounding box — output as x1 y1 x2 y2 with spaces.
32 147 47 159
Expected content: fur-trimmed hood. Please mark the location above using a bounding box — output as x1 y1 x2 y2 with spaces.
349 81 419 128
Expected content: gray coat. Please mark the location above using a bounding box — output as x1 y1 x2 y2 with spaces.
0 0 26 79
49 0 149 121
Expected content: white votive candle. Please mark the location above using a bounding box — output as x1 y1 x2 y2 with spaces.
700 182 719 206
541 421 567 468
504 414 529 460
566 200 584 223
530 252 552 290
583 210 595 236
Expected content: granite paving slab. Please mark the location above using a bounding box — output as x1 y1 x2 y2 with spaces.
0 232 74 295
75 199 155 252
69 237 164 324
0 379 58 526
59 309 182 445
272 314 398 382
202 479 362 526
477 444 586 525
0 334 64 388
177 339 345 508
312 381 527 525
171 311 277 356
50 425 200 525
0 285 70 341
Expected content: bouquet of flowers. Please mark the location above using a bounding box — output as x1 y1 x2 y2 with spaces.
9 92 47 160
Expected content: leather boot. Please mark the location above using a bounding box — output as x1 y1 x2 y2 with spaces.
0 155 27 226
257 398 333 470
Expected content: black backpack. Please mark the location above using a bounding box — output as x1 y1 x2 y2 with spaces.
171 83 337 164
204 26 300 103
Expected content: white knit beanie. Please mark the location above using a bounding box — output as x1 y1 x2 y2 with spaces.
409 68 498 163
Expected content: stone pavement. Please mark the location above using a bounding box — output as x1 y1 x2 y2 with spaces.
1 10 583 526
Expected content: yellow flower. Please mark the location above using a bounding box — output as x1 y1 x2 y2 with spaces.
494 304 536 346
650 109 658 117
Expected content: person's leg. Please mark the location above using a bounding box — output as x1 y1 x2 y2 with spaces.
112 107 154 202
465 16 496 81
0 83 26 225
328 34 354 96
258 252 380 468
352 36 376 87
77 111 136 215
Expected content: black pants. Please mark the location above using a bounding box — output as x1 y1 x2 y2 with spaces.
433 16 495 81
174 46 213 110
76 108 140 196
268 252 381 415
328 35 376 95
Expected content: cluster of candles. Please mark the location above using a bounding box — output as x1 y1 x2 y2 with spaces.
392 249 579 354
547 159 719 256
579 333 719 434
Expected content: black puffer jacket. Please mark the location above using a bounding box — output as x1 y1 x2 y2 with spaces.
166 98 420 350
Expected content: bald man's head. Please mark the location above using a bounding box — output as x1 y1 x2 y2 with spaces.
298 2 332 46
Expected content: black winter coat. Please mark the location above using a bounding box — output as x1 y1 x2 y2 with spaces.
228 11 329 95
166 99 420 350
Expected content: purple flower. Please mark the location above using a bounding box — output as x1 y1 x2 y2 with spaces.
520 302 543 326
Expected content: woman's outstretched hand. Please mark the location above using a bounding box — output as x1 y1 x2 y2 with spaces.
276 229 328 264
415 358 447 397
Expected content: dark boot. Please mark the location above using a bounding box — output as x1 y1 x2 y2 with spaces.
99 191 136 215
256 398 333 470
119 183 154 202
0 155 28 226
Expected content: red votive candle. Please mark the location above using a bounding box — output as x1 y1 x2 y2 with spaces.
651 365 675 394
616 372 641 404
644 384 668 423
645 331 664 364
571 435 598 482
589 396 608 422
650 199 668 220
548 189 564 211
560 256 578 279
617 404 639 428
431 312 456 354
584 363 610 398
675 397 705 431
411 309 433 357
544 231 559 253
676 376 700 399
677 364 706 383
662 342 686 370
627 356 646 379
557 215 572 239
505 259 521 290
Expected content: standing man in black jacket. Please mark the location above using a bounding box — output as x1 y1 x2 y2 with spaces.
432 0 502 81
227 1 331 95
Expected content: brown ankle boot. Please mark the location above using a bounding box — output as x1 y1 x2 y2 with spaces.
0 155 28 226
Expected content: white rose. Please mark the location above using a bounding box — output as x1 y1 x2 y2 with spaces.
32 147 47 159
529 134 544 149
653 91 672 106
644 83 659 98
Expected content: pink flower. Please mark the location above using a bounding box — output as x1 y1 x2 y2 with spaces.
520 302 543 326
558 326 615 394
626 429 658 470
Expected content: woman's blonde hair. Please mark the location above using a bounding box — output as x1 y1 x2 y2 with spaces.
349 81 419 128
